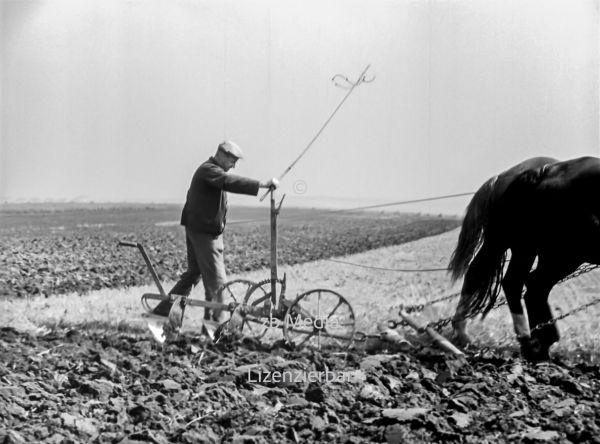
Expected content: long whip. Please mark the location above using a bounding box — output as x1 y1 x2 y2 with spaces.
259 64 373 201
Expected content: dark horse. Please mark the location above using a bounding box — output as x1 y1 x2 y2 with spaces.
449 156 600 361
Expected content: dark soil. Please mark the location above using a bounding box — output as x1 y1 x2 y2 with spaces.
1 326 600 443
0 205 459 298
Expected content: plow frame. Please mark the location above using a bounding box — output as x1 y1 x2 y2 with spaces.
119 189 359 350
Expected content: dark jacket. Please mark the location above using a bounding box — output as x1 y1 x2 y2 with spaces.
180 157 260 234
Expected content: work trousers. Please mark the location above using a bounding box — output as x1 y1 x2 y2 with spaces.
168 227 227 321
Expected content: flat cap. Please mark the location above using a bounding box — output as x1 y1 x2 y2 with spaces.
218 140 244 159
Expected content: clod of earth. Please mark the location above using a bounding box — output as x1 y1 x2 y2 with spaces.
2 327 600 442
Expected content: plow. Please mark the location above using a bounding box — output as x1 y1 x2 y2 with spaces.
119 189 478 356
119 189 361 351
120 188 469 354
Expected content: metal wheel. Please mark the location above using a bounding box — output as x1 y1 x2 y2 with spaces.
284 289 356 351
215 279 256 320
217 279 256 304
241 278 286 339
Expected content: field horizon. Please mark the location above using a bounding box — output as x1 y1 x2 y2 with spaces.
0 196 469 217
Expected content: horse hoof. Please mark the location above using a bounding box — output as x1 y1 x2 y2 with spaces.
519 337 550 362
522 349 550 362
452 332 472 348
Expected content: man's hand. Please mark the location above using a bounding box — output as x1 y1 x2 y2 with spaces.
260 178 280 189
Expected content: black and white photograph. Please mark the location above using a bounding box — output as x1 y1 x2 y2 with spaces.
1 0 600 442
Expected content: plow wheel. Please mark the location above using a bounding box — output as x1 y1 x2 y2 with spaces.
217 279 256 304
241 278 286 340
284 289 356 351
214 279 256 320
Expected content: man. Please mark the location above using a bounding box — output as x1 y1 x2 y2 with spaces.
153 140 278 320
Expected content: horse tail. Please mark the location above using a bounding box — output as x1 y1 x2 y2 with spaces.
461 242 508 317
460 167 544 317
448 175 498 282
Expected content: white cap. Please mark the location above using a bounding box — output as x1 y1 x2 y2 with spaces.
218 140 244 159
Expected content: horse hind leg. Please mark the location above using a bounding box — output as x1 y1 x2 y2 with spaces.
451 242 503 346
501 250 536 342
452 287 472 347
522 259 579 361
451 258 489 346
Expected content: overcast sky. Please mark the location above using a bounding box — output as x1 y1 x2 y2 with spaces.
1 0 598 214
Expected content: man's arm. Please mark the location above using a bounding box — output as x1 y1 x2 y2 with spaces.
202 164 278 195
222 173 260 195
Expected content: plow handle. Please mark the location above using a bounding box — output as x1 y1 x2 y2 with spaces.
117 239 167 297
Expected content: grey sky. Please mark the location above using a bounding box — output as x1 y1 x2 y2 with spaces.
1 0 598 214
